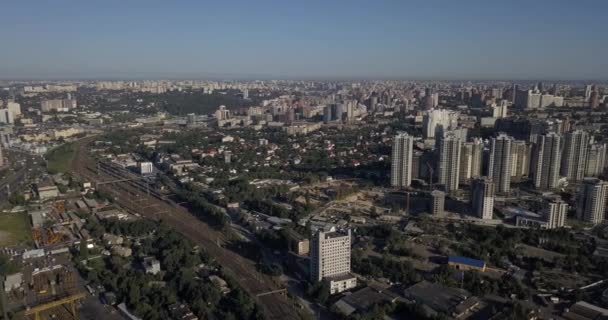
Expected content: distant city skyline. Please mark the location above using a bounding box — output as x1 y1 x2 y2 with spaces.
1 1 607 80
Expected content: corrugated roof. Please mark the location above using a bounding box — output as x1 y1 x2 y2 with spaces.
448 256 485 268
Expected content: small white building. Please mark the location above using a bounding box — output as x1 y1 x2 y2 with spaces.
139 162 153 175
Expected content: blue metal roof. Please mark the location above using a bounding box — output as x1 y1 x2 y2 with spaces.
448 256 486 268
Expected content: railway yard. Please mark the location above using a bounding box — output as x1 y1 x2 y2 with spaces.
68 136 303 320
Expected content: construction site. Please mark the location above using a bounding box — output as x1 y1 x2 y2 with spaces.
67 136 303 320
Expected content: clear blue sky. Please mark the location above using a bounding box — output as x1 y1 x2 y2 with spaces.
1 0 606 80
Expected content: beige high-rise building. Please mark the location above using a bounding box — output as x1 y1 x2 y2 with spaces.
391 133 414 188
471 177 495 220
310 230 356 294
577 178 608 224
511 140 531 179
438 134 461 193
561 130 589 181
488 133 513 193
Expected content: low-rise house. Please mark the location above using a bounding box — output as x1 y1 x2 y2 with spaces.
102 233 124 246
4 272 23 292
209 275 230 294
168 303 199 320
142 257 161 275
111 245 132 257
36 182 59 200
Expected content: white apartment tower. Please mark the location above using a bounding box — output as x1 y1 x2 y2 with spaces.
438 134 462 192
391 133 414 188
471 177 495 220
310 230 356 294
422 109 458 139
585 143 606 177
534 133 562 190
577 178 608 224
459 138 483 184
488 133 513 193
543 197 568 229
561 130 589 181
492 100 508 118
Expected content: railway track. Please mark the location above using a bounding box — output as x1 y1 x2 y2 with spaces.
68 137 302 320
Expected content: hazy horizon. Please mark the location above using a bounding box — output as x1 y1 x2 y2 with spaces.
1 1 607 80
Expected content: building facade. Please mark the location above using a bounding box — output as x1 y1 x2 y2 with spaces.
310 230 356 294
577 178 608 224
471 177 495 220
533 133 562 190
543 197 568 229
391 133 414 188
488 133 513 193
561 130 589 181
438 134 462 192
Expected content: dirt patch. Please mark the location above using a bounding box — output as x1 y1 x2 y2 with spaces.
0 230 9 243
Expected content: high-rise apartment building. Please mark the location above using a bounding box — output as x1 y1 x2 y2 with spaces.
492 100 508 118
310 230 356 294
585 143 607 177
430 190 445 215
543 197 568 229
561 130 589 181
510 140 531 179
577 178 608 224
488 133 513 193
422 109 458 139
438 134 462 192
459 138 483 184
471 177 495 220
533 133 562 190
391 133 414 188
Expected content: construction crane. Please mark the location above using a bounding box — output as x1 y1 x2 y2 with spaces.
24 292 86 320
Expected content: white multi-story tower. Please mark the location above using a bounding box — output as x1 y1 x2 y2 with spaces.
492 100 508 118
310 230 356 294
585 143 606 177
459 138 483 184
391 133 414 188
430 190 446 215
577 178 608 224
543 197 568 229
422 109 458 139
471 177 495 220
438 134 462 192
561 130 589 181
488 133 513 193
534 133 562 190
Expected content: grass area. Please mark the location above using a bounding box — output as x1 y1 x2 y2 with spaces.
0 212 32 247
46 143 76 174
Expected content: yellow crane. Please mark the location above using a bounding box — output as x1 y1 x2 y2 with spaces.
24 292 87 320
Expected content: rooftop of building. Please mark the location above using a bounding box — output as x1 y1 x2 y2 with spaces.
448 256 486 268
403 281 471 315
